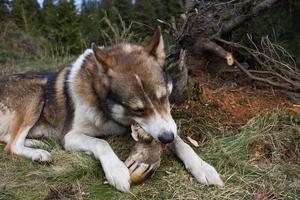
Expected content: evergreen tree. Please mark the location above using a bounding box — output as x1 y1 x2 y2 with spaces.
45 0 84 54
80 0 103 46
58 0 83 53
10 0 41 34
42 0 57 38
115 0 133 25
133 0 158 36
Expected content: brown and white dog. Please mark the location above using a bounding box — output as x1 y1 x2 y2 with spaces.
0 29 223 192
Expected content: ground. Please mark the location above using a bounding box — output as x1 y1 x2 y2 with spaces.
0 58 299 200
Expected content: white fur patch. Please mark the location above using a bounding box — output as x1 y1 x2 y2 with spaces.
74 102 103 129
24 139 46 148
14 126 31 147
167 79 173 95
156 86 167 99
111 104 125 119
122 44 133 53
72 102 127 137
68 48 93 84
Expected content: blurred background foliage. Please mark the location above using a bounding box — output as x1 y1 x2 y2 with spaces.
0 0 299 65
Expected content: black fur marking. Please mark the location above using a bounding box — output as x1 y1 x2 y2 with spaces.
62 69 75 135
105 89 131 127
44 72 58 107
106 90 125 107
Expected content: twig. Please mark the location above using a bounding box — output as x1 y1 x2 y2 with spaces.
234 60 300 92
214 36 300 81
210 38 300 92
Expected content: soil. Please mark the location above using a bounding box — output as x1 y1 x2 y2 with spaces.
174 68 300 128
199 84 294 124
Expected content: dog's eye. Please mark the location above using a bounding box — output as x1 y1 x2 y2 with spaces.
132 107 145 114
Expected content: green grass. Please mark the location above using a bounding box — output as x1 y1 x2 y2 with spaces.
0 59 300 199
0 56 75 75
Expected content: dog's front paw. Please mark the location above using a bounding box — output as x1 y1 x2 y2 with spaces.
184 155 224 187
103 158 131 192
31 149 52 163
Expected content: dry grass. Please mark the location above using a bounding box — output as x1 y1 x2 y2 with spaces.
0 59 300 200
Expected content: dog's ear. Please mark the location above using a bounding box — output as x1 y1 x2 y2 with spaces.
92 43 116 72
144 27 165 64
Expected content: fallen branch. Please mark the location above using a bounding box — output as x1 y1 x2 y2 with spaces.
200 40 234 66
220 0 280 35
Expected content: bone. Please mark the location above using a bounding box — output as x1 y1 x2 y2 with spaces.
125 124 162 185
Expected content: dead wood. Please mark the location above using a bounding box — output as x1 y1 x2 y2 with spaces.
163 0 300 99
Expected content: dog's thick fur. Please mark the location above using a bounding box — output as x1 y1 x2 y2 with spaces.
0 29 223 192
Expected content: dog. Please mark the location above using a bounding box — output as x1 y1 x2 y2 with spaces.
0 28 223 192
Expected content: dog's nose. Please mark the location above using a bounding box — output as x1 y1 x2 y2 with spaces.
158 132 175 144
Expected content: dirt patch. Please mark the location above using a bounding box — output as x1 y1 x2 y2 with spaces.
175 82 299 129
200 85 294 124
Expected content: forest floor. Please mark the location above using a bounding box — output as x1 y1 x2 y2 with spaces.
0 57 299 200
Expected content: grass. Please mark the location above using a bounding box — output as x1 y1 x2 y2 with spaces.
0 59 300 199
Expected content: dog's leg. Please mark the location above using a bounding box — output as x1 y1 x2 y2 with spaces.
64 131 131 192
8 125 51 162
24 139 47 148
169 136 224 187
5 100 51 163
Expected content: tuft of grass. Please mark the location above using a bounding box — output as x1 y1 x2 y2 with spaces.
99 13 149 47
197 110 300 199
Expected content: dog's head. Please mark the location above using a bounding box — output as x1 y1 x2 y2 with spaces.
92 28 176 144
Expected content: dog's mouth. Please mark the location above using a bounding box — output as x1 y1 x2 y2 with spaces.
131 123 152 142
131 123 167 149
